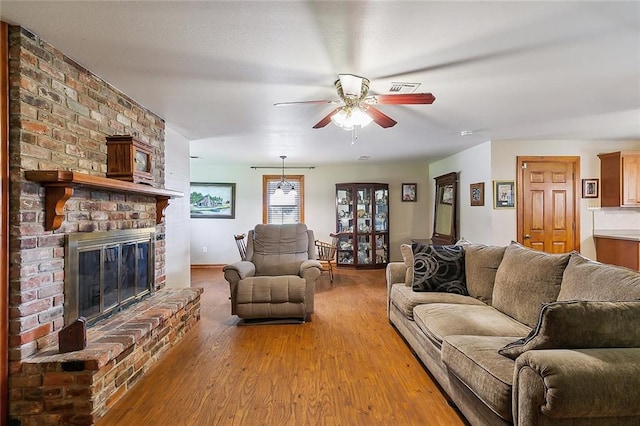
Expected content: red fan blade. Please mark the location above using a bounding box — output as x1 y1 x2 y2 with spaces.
312 108 341 128
274 100 339 106
365 106 397 128
365 93 435 105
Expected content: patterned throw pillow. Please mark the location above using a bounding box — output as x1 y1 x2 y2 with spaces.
412 243 468 294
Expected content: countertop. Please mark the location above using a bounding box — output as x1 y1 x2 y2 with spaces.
593 230 640 242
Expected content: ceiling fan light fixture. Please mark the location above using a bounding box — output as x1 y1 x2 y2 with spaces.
338 74 366 98
331 106 373 130
354 107 373 127
279 74 433 130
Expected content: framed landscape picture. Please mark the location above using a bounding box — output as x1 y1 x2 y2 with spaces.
493 180 515 209
190 182 236 219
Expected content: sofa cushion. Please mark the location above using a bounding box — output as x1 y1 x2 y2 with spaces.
236 276 306 319
464 244 506 304
390 284 486 319
400 243 414 286
412 243 468 294
492 242 570 327
558 252 640 301
498 300 640 360
413 303 531 349
249 223 311 276
442 335 518 421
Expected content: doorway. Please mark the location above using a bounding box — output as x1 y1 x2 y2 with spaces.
516 156 580 253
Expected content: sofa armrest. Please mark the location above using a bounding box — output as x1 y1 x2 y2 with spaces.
513 348 640 425
386 262 408 317
299 260 322 314
223 261 256 283
386 262 407 288
300 259 322 276
222 261 256 315
300 259 322 288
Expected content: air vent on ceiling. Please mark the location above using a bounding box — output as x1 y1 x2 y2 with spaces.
357 155 370 161
388 82 421 94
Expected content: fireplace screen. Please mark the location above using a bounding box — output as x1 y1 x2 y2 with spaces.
65 228 155 326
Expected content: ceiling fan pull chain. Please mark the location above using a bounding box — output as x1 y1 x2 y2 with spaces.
351 126 359 145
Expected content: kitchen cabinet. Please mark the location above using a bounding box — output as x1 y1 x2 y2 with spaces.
593 231 640 271
598 151 640 207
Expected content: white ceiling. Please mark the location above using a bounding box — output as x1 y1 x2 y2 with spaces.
1 1 639 167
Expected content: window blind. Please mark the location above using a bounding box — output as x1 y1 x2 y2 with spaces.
263 175 304 224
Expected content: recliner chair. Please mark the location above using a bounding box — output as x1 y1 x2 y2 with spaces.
223 223 322 323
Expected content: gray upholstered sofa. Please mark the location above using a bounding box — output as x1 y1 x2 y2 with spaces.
386 242 640 426
223 223 322 322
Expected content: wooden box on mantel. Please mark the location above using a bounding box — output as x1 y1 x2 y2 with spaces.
106 135 155 185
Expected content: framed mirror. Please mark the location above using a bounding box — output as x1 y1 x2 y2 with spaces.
432 172 458 245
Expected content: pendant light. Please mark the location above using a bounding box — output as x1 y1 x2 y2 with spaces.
270 155 297 206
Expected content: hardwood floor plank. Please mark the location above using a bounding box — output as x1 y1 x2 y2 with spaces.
97 268 465 425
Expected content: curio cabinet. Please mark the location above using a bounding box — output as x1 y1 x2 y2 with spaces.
335 183 389 269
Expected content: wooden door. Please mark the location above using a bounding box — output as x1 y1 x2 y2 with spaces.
517 156 580 253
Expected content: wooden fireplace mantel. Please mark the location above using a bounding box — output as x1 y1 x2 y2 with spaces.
25 170 184 231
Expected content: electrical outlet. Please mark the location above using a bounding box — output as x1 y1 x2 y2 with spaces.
586 201 601 210
202 246 208 253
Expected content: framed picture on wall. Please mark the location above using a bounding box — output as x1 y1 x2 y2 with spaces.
470 182 485 206
493 180 515 209
440 184 454 205
190 182 236 219
582 178 599 198
402 183 417 202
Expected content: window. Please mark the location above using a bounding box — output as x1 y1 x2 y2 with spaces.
262 175 304 224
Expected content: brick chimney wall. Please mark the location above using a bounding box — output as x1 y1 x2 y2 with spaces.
7 24 167 366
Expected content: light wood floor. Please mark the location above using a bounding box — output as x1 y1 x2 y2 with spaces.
97 267 466 425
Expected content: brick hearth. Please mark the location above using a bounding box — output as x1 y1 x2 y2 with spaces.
10 288 202 425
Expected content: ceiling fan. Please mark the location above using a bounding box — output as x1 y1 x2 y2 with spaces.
274 74 435 130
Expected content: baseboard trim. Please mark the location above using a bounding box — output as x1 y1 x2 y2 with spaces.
191 264 224 269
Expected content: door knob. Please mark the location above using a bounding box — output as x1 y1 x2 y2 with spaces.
524 234 531 239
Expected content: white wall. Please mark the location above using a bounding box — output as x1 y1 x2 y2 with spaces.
429 141 493 244
189 161 430 264
189 140 640 266
164 127 191 287
432 139 640 259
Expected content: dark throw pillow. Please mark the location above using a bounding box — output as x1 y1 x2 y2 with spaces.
498 300 640 360
412 243 467 294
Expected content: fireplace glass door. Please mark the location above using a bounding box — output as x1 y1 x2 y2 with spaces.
66 229 155 326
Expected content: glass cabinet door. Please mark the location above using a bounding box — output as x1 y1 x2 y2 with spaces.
374 187 389 264
336 187 354 265
375 234 388 264
374 188 388 232
336 188 353 233
356 188 372 265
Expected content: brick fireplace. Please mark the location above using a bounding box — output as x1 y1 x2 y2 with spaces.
7 26 201 424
